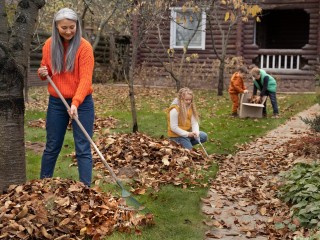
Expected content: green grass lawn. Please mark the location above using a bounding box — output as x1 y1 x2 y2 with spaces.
25 84 317 239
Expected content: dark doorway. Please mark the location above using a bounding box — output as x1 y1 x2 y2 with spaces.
256 9 309 49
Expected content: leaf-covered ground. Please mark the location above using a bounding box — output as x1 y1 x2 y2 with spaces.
202 104 320 240
26 118 213 191
23 86 215 239
0 178 154 240
25 84 177 114
23 85 319 239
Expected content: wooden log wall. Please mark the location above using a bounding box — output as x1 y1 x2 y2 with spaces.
136 1 319 92
241 0 319 92
135 5 238 90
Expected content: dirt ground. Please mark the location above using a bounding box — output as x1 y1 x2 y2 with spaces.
202 103 320 240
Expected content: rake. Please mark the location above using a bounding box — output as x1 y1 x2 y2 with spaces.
196 137 210 158
46 75 145 210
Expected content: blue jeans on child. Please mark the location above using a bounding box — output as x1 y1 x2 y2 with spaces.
40 95 94 186
263 91 279 116
170 131 208 149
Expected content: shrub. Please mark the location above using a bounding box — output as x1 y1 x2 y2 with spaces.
300 115 320 132
278 162 320 229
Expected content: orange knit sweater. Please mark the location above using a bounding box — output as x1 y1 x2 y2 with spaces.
228 72 247 94
39 37 94 108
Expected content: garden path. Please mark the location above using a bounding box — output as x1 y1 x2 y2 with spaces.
202 103 320 240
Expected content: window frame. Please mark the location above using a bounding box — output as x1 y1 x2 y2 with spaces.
170 7 206 50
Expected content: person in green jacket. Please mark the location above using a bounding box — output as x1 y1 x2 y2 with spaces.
250 67 279 118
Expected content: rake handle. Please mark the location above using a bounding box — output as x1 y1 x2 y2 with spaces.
46 76 120 185
196 137 209 158
199 141 209 158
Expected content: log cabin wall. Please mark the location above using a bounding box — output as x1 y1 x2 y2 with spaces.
134 1 319 92
28 31 51 87
241 0 319 92
134 3 238 90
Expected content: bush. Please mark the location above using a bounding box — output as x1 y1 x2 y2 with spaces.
278 162 320 229
301 115 320 132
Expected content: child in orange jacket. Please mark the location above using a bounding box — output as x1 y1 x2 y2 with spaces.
228 66 249 117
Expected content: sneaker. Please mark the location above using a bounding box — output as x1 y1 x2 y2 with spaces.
272 114 280 119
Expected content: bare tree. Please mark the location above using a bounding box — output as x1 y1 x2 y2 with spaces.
143 3 203 91
0 0 46 193
120 0 174 132
206 0 261 95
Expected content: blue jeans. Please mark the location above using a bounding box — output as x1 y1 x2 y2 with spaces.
263 91 279 115
170 131 208 150
40 95 94 186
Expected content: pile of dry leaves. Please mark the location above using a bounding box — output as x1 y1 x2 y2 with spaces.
286 134 320 160
248 95 263 104
91 132 212 191
0 178 153 240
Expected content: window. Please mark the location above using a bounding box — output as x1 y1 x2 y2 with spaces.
170 8 206 50
255 9 309 49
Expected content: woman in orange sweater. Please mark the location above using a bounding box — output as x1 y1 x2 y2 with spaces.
38 8 95 186
228 66 249 117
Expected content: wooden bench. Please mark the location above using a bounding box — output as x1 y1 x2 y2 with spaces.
238 93 267 118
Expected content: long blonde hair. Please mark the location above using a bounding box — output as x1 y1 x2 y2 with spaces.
177 87 199 124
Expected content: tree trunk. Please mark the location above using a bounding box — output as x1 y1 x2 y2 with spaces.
176 80 181 92
0 0 46 193
0 0 9 42
0 45 25 193
0 79 25 194
217 59 225 96
127 12 139 133
129 44 139 133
